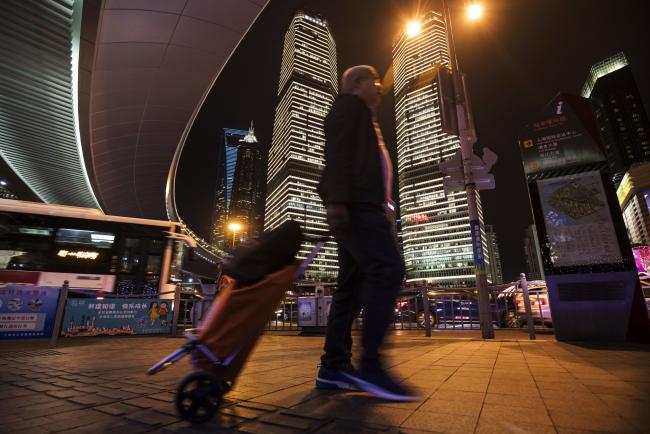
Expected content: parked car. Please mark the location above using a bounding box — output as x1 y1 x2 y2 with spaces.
516 286 552 325
498 281 552 326
274 301 299 321
395 289 510 328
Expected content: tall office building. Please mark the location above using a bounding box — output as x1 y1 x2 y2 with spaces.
485 225 503 284
523 224 544 281
581 53 650 186
210 124 264 250
617 162 650 246
264 11 339 281
0 181 18 200
392 10 489 287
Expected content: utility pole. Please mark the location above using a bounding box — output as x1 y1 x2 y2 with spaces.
442 0 494 339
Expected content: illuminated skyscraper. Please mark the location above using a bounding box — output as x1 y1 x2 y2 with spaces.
392 10 489 286
264 11 338 280
582 53 650 186
523 224 544 281
485 225 503 284
210 124 264 250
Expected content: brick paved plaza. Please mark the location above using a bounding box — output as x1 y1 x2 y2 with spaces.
1 331 649 434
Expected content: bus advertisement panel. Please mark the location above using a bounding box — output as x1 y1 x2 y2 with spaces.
61 298 172 337
0 285 60 339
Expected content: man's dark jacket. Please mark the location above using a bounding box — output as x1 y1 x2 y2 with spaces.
318 94 385 205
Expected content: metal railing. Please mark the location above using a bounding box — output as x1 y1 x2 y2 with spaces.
263 278 554 336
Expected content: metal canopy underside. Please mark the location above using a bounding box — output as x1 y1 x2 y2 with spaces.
0 0 100 208
89 0 268 219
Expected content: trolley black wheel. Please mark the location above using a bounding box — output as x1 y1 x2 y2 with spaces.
175 371 223 423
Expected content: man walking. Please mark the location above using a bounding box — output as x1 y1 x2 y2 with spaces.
316 65 416 401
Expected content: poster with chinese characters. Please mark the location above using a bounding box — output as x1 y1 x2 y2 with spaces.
61 298 172 337
519 93 606 175
0 285 60 339
538 171 622 267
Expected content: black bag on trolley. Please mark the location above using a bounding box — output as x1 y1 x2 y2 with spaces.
220 220 303 286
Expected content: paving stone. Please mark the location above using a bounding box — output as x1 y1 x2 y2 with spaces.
121 386 162 395
50 379 81 388
479 403 553 426
4 416 54 431
161 417 244 433
58 374 81 381
2 387 33 398
1 333 649 434
26 382 61 392
258 413 320 430
147 391 175 402
73 385 103 393
237 401 278 412
22 401 84 418
96 389 139 400
46 389 85 399
317 419 399 433
75 376 100 385
401 410 478 433
124 409 178 426
476 420 556 434
123 396 167 409
9 427 50 434
237 421 302 434
548 409 635 433
68 394 115 406
94 402 141 416
41 414 108 432
221 405 267 420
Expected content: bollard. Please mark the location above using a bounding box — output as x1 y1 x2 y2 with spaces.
50 280 69 347
519 273 536 340
171 285 181 337
420 286 431 337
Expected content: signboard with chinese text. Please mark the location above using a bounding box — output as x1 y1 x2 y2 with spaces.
470 220 485 270
61 298 172 337
519 93 606 175
538 171 622 267
0 285 60 339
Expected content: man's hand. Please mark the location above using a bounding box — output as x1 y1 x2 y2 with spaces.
326 203 350 233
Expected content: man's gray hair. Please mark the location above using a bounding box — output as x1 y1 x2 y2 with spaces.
341 65 378 94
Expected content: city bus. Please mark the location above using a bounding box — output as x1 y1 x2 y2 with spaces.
0 199 202 296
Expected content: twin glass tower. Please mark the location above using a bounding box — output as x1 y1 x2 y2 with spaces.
265 10 488 286
264 12 339 280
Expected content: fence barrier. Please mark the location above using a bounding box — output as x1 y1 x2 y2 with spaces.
264 281 553 334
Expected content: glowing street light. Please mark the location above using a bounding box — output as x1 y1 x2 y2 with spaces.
406 20 422 38
228 222 242 248
466 2 483 21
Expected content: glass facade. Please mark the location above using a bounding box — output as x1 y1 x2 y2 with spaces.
210 126 264 250
264 12 338 280
485 225 504 284
583 54 650 186
392 10 489 287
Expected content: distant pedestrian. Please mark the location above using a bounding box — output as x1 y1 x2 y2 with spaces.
316 65 415 401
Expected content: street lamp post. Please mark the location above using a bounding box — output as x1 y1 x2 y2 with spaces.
441 0 495 339
228 222 241 249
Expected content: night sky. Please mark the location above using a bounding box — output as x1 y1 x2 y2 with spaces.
176 0 650 282
4 1 647 283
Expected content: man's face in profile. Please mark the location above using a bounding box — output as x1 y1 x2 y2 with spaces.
357 72 383 108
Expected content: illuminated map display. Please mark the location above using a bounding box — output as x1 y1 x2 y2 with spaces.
538 171 622 267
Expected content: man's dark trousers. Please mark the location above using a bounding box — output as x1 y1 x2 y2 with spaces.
321 203 404 372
